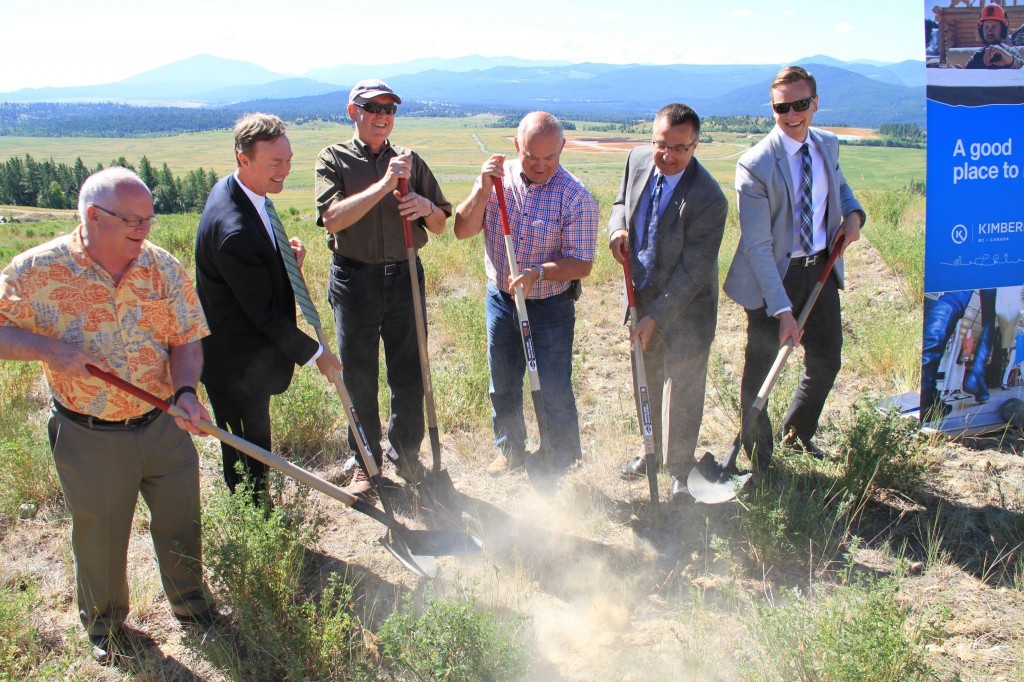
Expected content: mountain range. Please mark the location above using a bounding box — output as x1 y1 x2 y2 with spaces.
0 54 926 128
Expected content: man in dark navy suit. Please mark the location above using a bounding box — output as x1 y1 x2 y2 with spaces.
196 113 342 504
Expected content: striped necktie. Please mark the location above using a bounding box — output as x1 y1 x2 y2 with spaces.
798 143 814 255
635 173 663 290
265 198 321 327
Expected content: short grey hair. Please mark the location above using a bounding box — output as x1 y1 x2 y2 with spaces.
517 111 564 142
78 167 152 223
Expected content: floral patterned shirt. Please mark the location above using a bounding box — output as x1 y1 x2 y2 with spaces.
0 227 209 420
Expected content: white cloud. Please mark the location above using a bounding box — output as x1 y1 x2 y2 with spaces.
731 9 754 17
835 21 856 34
783 9 795 16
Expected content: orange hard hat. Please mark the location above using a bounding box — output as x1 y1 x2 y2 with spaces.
979 4 1008 26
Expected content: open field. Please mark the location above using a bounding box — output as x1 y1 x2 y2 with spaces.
2 121 1021 681
0 117 925 216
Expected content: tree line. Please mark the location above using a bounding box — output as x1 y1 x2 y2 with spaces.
0 154 218 214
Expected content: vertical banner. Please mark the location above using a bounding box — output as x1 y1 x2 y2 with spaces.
922 1 1024 433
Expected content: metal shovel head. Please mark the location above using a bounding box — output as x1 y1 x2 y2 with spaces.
403 529 483 557
380 529 438 579
687 451 753 505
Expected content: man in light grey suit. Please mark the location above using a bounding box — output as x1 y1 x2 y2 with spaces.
610 103 728 501
723 66 865 472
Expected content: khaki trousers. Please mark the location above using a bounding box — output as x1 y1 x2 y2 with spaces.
48 409 209 636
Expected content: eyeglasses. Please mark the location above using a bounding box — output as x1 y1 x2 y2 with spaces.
93 204 157 227
771 96 815 115
652 139 697 154
354 101 398 115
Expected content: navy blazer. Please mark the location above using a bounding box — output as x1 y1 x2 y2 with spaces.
195 175 318 396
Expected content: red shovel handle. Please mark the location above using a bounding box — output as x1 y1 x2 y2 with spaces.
398 178 415 249
492 177 513 237
87 365 171 413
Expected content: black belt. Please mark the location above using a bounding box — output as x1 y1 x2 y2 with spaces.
53 400 161 429
334 254 407 276
791 251 825 267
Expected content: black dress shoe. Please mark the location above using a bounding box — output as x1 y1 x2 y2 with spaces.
670 477 688 502
90 633 113 665
619 455 647 480
781 433 827 460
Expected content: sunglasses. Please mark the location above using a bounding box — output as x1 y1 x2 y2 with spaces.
354 101 398 115
771 96 814 115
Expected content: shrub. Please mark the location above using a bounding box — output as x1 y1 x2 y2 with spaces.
378 583 528 682
744 573 935 681
196 485 374 681
839 400 925 501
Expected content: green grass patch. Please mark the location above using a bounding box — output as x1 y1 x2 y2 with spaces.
0 580 70 680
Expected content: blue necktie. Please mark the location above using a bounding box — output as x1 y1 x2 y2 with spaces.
635 174 663 290
798 143 814 255
266 198 321 327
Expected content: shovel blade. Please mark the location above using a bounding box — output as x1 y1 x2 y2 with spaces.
687 451 752 505
379 530 438 579
403 529 483 557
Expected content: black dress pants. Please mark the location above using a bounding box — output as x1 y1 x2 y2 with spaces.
740 256 842 469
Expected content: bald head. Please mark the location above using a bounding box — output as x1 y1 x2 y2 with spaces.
515 111 566 185
517 111 564 143
78 167 152 224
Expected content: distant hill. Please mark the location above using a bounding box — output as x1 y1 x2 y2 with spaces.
304 56 573 86
0 54 926 134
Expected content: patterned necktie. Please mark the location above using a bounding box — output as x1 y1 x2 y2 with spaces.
635 174 664 290
265 198 321 328
798 143 814 255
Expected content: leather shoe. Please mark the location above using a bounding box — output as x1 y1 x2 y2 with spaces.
176 606 227 628
619 455 647 480
90 633 113 665
342 466 377 502
487 452 525 476
670 477 689 502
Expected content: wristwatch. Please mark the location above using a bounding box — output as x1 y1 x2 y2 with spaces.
535 265 545 282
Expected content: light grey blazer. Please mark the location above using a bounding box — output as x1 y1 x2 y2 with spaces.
723 126 864 313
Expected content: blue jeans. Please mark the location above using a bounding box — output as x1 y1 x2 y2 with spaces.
328 254 425 467
485 283 581 468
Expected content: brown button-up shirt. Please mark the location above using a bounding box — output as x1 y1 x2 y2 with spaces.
314 137 452 263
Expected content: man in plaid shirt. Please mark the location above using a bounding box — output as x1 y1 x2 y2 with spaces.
454 111 599 482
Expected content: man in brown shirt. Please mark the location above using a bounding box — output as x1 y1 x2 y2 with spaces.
314 79 451 496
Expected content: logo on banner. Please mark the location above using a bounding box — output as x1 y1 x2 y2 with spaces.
951 224 968 245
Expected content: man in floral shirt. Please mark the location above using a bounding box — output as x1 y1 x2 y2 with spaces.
0 167 216 664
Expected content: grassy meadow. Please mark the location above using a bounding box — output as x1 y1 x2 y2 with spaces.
3 119 1022 681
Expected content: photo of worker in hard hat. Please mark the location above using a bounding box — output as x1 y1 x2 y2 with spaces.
965 4 1023 70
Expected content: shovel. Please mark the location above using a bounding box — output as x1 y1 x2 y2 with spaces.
620 250 659 504
86 366 482 578
493 178 551 470
688 230 846 504
396 177 458 507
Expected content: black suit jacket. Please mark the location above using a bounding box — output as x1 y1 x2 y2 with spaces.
609 150 728 355
195 175 318 396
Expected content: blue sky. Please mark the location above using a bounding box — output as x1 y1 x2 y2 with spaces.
3 0 927 92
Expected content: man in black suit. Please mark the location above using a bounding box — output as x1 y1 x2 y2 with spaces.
609 103 728 500
196 113 342 504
